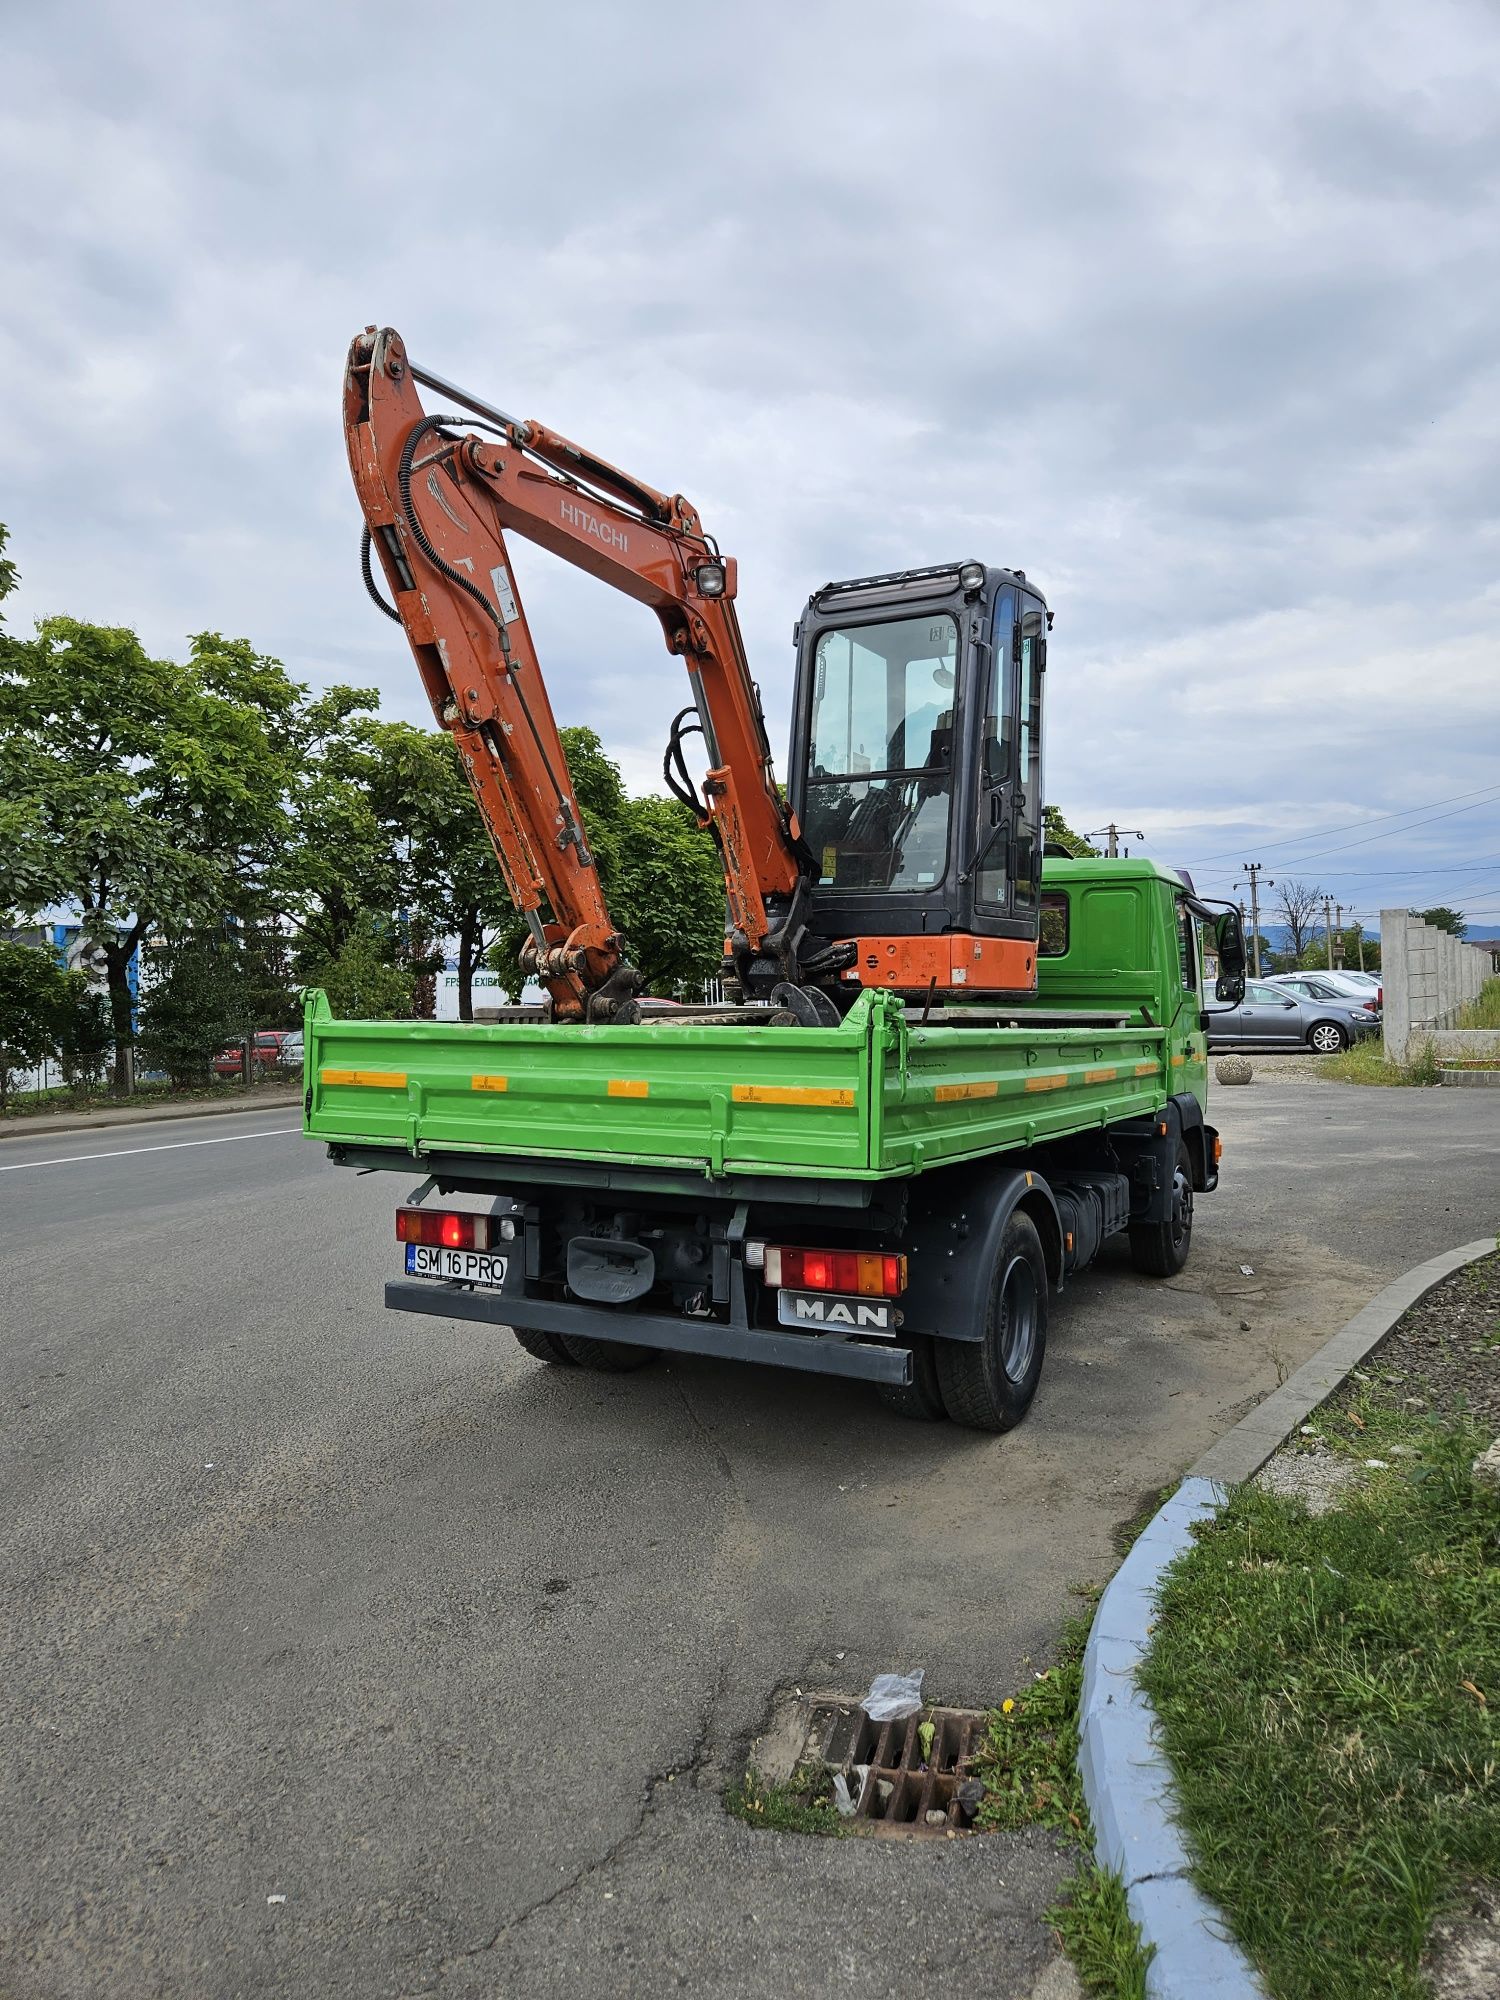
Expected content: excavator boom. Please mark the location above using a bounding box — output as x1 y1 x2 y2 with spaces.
344 326 803 1019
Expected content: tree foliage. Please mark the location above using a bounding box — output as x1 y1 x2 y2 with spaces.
1043 806 1100 857
486 727 725 997
0 939 72 1108
1418 906 1466 938
302 916 415 1020
0 614 307 1089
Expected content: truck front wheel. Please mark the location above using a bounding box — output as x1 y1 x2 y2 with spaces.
934 1212 1048 1433
1128 1142 1193 1277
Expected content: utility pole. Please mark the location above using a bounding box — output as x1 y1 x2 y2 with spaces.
1323 896 1336 970
1088 824 1144 860
1235 863 1271 978
1334 902 1346 970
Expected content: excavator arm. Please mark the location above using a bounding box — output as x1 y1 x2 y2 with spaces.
344 326 807 1021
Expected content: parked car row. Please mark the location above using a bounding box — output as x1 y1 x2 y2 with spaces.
1207 978 1381 1054
211 1029 302 1078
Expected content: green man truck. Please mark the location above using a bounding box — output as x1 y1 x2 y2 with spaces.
313 331 1248 1431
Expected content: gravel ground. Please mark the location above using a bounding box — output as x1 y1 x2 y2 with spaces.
1324 1248 1500 1431
1257 1250 1500 1509
1213 1051 1341 1080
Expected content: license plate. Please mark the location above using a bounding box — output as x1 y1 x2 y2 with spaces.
776 1289 894 1336
405 1244 509 1287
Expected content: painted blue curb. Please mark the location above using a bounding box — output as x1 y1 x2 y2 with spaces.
1079 1475 1267 2000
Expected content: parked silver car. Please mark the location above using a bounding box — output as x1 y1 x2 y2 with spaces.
1267 971 1382 1021
1207 980 1381 1054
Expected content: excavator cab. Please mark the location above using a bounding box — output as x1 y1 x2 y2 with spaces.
788 562 1048 1000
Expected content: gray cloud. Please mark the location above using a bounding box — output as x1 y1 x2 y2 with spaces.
4 0 1499 928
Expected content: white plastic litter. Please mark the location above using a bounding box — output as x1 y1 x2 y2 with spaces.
266 1894 286 1906
832 1774 856 1817
860 1669 924 1721
1240 1264 1255 1277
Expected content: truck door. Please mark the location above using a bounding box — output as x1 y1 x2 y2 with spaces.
972 587 1045 919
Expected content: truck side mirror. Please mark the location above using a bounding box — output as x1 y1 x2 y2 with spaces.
1212 909 1246 1005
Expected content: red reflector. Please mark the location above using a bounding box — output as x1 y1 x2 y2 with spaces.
396 1207 488 1250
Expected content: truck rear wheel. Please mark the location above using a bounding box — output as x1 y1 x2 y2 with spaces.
512 1326 577 1366
557 1332 659 1372
876 1334 947 1421
1128 1142 1193 1277
934 1213 1048 1433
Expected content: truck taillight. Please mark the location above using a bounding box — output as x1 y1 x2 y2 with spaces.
396 1207 493 1250
759 1246 907 1297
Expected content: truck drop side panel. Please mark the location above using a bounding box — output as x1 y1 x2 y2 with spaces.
304 993 1171 1183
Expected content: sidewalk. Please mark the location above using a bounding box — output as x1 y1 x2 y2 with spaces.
0 1087 302 1142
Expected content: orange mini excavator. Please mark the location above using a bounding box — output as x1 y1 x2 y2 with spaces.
345 326 1050 1023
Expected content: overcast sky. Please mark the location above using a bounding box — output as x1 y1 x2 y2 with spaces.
5 0 1500 934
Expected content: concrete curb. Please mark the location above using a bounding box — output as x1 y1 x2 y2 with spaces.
0 1089 302 1142
1080 1236 1496 2000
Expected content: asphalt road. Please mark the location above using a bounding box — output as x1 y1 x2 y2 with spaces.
3 1083 1497 2000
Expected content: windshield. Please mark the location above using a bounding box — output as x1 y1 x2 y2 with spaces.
801 612 957 892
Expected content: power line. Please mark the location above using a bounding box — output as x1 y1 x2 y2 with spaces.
1189 780 1500 864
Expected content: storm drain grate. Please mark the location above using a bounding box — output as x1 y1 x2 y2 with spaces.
803 1700 992 1835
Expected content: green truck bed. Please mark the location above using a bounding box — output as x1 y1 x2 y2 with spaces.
303 987 1184 1182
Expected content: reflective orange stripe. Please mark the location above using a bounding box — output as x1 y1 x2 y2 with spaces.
1023 1074 1069 1093
607 1079 650 1098
935 1080 999 1102
1084 1067 1117 1084
471 1075 509 1093
731 1084 855 1107
319 1068 406 1088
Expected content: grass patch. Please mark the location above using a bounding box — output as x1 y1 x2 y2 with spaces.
1139 1410 1499 2000
973 1618 1154 1997
1314 1037 1441 1087
724 1761 849 1837
1456 977 1500 1031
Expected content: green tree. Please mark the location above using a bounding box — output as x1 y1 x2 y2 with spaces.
272 685 391 973
53 971 113 1094
1043 806 1100 857
0 618 307 1091
0 938 71 1110
304 917 415 1020
356 721 513 1021
485 727 724 999
137 934 251 1088
1418 906 1466 938
0 522 17 619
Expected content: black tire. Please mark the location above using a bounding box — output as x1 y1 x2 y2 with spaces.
557 1332 659 1372
876 1333 948 1421
934 1212 1048 1434
1128 1141 1194 1277
1308 1020 1347 1054
512 1326 577 1366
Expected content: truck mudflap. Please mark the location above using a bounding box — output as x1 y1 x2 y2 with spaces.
382 1279 915 1386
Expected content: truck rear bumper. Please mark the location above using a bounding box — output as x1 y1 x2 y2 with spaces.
384 1279 914 1386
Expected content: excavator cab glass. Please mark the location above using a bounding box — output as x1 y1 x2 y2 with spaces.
788 564 1047 992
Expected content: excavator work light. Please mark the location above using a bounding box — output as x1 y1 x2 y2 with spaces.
695 561 727 598
959 561 986 594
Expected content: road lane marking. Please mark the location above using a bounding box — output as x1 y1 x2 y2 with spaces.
0 1128 303 1172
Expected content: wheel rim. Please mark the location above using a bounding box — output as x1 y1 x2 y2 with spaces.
1169 1165 1193 1253
997 1254 1039 1381
1311 1024 1342 1053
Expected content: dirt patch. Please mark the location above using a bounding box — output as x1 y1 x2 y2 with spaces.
1423 1883 1500 2000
